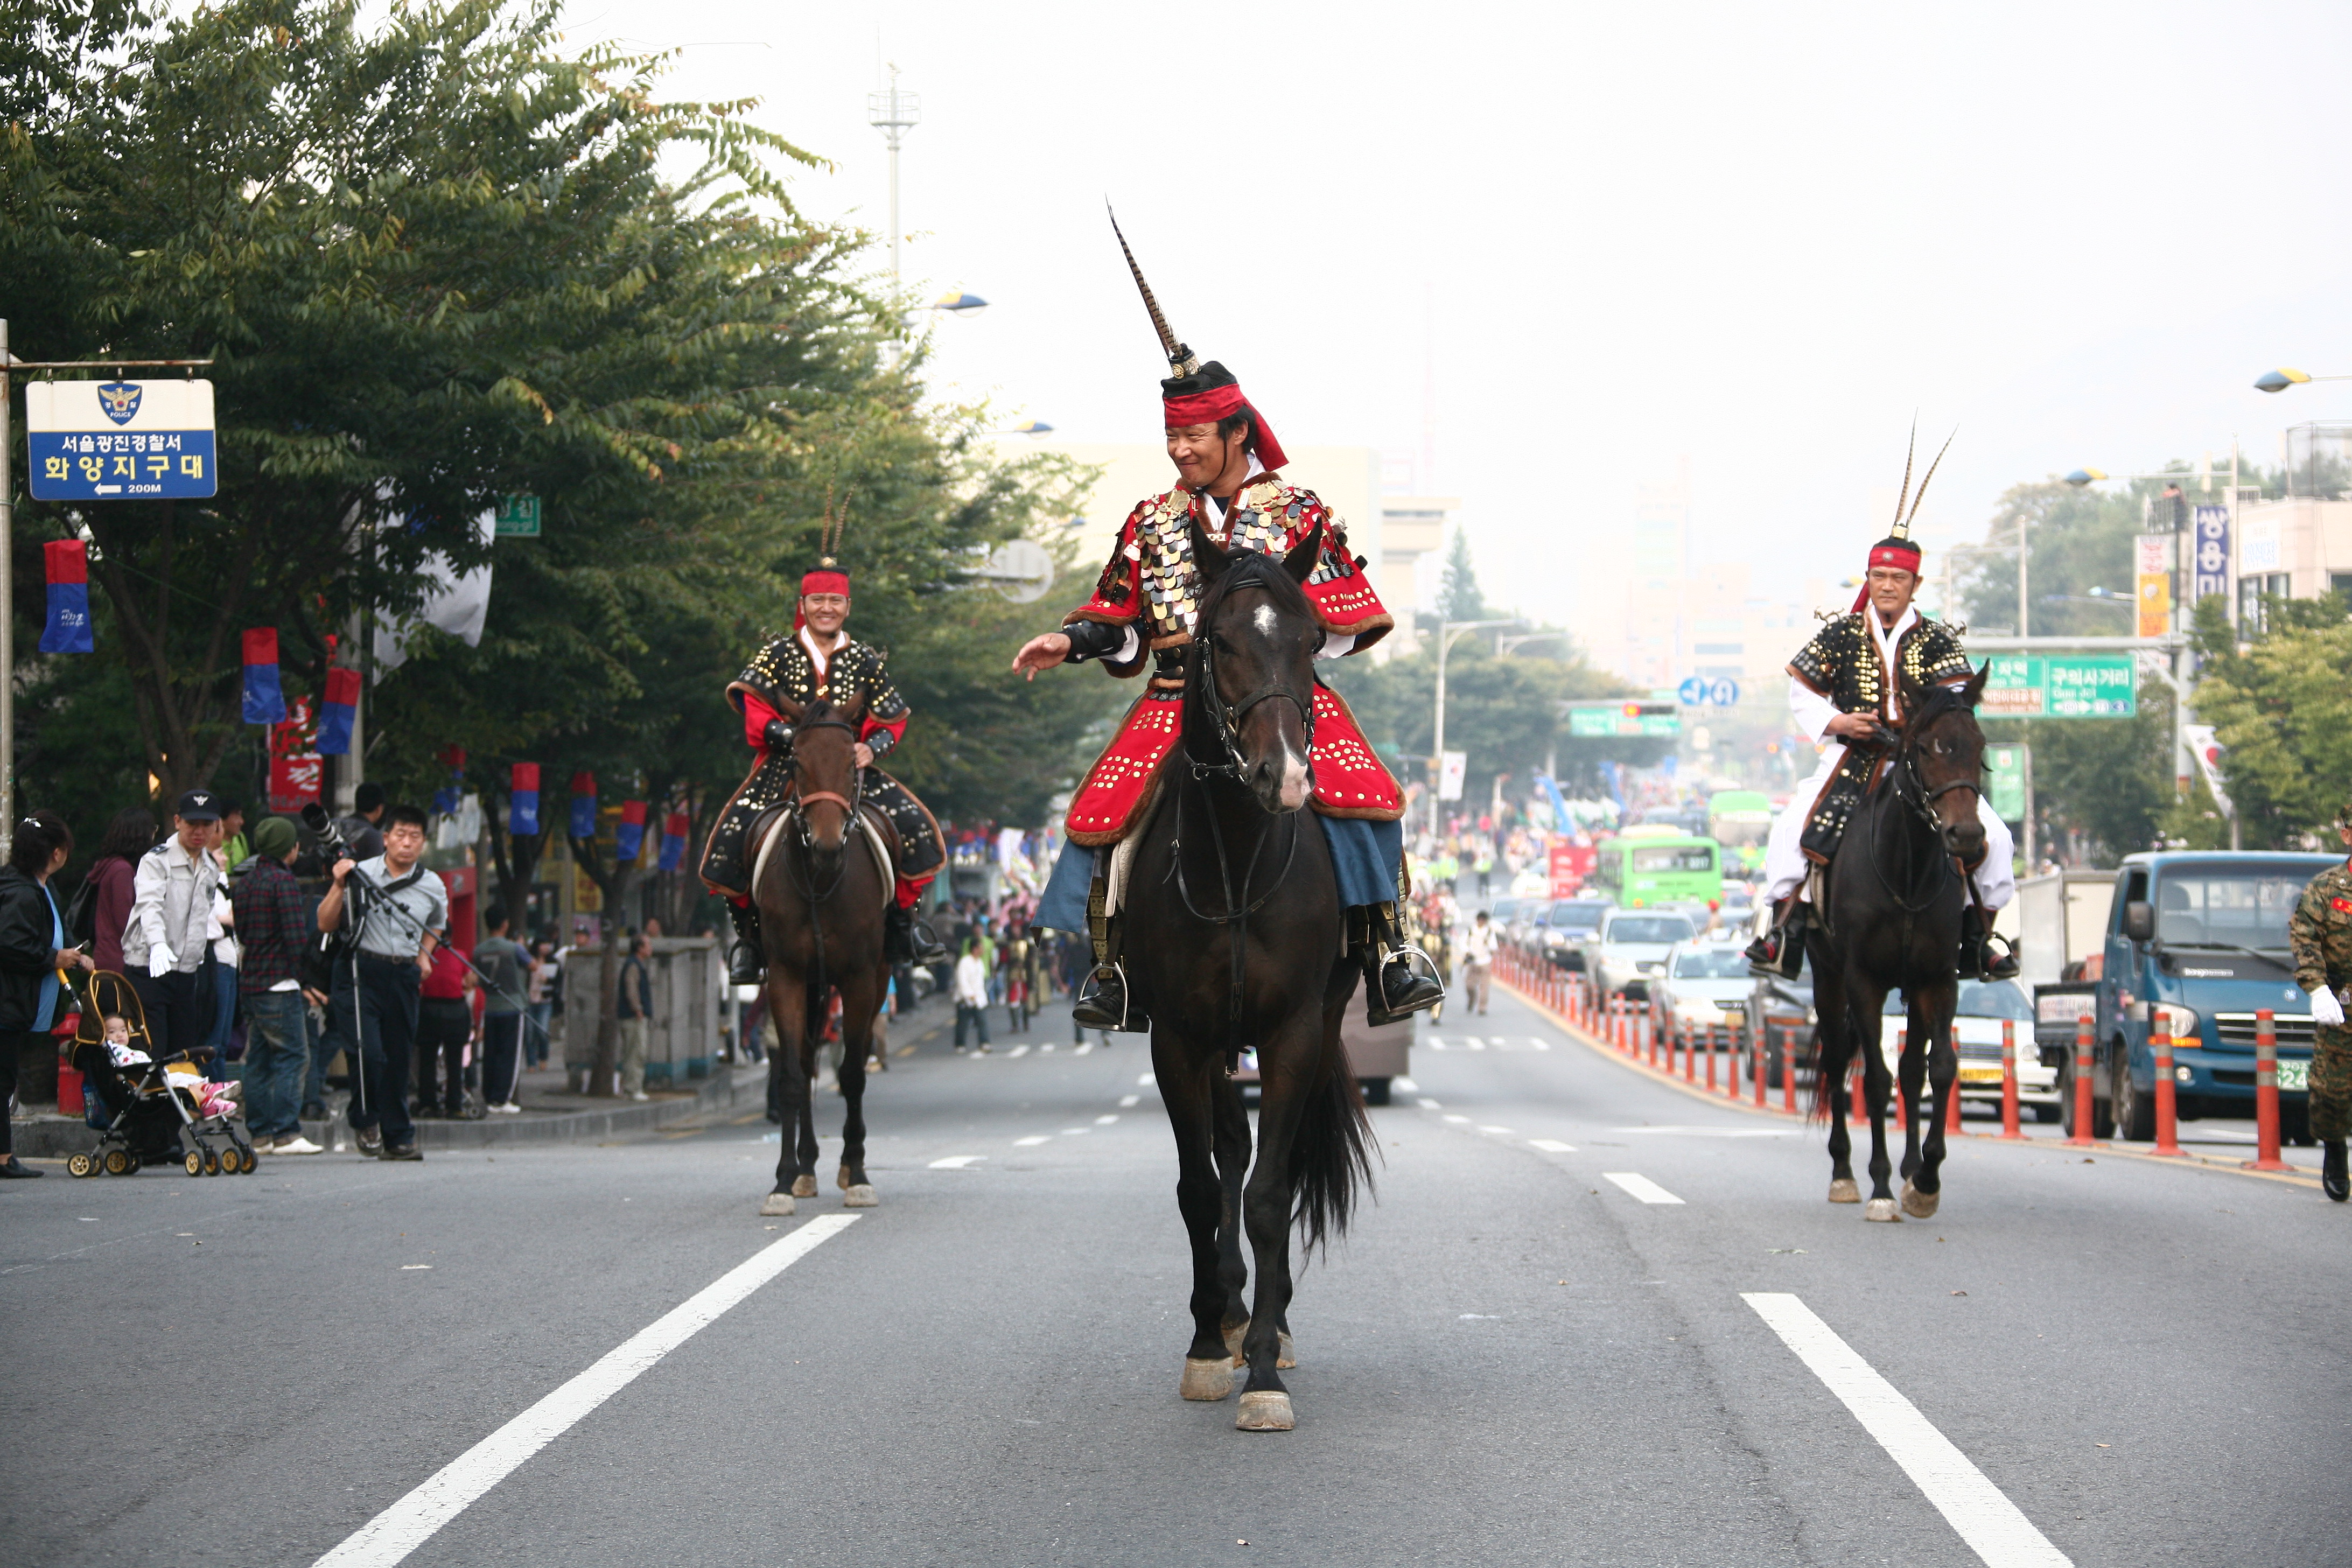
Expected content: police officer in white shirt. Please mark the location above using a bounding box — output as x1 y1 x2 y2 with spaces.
123 789 227 1065
318 802 447 1161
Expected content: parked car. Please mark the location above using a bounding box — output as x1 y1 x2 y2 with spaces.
1583 909 1698 1002
1877 979 2059 1121
2088 850 2334 1143
1654 941 1758 1047
1488 896 1536 935
1537 898 1611 970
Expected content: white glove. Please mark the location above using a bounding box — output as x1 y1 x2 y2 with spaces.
146 945 176 978
2311 986 2344 1028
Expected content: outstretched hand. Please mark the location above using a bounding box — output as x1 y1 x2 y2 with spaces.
1012 632 1071 681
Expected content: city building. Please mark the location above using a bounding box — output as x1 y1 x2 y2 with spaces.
2229 425 2352 629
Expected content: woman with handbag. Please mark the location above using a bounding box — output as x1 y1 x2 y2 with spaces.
2 812 96 1179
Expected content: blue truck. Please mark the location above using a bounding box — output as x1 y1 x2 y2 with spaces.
2041 850 2334 1141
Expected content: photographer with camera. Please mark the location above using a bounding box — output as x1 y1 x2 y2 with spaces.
316 802 446 1162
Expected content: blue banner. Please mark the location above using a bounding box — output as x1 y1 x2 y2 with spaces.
40 582 92 654
243 661 285 726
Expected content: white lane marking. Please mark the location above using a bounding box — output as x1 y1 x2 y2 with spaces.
1074 1041 1093 1055
1615 1126 1798 1138
1013 1136 1051 1147
1478 1125 1514 1135
1393 1076 1418 1093
1525 1037 1551 1052
1743 1293 2073 1567
1601 1172 1685 1205
1417 1097 1444 1109
1094 1114 1118 1125
1465 1037 1487 1051
312 1217 858 1568
1138 1073 1156 1086
1528 1139 1576 1153
1039 1042 1056 1053
1443 1114 1471 1124
1118 1094 1140 1108
1426 1037 1449 1051
927 1156 986 1169
1060 1127 1090 1136
1006 1045 1030 1059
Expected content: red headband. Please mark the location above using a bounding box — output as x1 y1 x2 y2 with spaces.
1851 542 1924 610
800 569 849 598
1163 384 1289 473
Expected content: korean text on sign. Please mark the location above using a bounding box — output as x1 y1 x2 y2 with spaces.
25 380 218 501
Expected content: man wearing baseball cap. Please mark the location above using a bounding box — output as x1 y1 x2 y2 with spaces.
123 789 228 1065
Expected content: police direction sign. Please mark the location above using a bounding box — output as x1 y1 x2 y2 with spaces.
26 379 217 500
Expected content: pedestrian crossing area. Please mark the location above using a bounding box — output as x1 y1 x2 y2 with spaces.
1421 1033 1551 1052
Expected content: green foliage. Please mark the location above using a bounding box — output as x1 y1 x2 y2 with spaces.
1982 684 2174 864
2180 592 2352 848
1434 527 1488 626
1322 638 1654 803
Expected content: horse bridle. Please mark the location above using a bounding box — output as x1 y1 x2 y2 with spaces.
1189 615 1318 781
1864 701 1985 915
783 715 865 902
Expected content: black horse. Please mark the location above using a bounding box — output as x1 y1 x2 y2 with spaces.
1808 664 1992 1222
1121 520 1376 1433
751 695 893 1217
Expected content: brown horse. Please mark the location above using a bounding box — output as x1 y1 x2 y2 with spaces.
751 694 893 1216
1808 664 1992 1221
1121 523 1376 1433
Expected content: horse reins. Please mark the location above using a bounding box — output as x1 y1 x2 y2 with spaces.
778 715 866 1034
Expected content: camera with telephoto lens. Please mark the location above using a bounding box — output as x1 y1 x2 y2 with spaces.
299 801 353 865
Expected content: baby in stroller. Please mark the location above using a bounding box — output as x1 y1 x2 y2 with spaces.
66 972 257 1178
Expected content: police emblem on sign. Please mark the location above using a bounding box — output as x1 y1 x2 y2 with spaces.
95 382 143 425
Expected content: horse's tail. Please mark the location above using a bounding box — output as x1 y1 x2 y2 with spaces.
1291 1045 1377 1255
1807 1021 1841 1123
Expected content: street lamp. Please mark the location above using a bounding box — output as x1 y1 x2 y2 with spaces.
1496 631 1569 657
930 291 988 317
2254 368 2352 394
1429 617 1522 840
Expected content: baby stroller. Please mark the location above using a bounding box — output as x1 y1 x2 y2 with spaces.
64 971 258 1178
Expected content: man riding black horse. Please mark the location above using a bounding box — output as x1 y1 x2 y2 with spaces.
1744 440 2019 983
1011 215 1442 1032
702 553 948 983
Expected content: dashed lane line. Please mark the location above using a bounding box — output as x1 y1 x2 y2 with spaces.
1118 1095 1140 1108
1417 1097 1444 1109
927 1156 985 1169
1744 1292 2073 1567
1094 1114 1118 1125
1601 1172 1685 1205
1528 1139 1576 1153
1006 1045 1030 1058
312 1216 860 1568
1013 1136 1051 1147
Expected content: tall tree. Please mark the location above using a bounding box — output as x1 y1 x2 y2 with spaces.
1434 526 1489 626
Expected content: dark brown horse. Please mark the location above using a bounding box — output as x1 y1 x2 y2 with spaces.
1121 522 1376 1433
1809 664 1992 1221
752 694 893 1217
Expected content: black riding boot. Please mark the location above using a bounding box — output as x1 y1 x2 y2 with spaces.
2325 1140 2348 1202
1745 897 1808 979
1364 902 1444 1027
1071 876 1148 1032
883 903 950 967
726 901 765 986
1960 905 2019 981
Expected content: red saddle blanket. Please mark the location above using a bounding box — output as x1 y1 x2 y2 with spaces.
1063 683 1404 847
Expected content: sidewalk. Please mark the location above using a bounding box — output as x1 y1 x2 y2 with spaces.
11 990 972 1160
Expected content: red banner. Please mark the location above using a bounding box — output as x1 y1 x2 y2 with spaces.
267 695 320 814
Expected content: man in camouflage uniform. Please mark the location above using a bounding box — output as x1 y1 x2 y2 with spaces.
2287 803 2352 1201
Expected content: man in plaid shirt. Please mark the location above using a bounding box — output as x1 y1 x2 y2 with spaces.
232 816 324 1154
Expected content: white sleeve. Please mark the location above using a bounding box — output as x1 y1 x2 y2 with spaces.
1788 676 1838 745
1315 633 1356 663
130 854 169 954
1112 626 1140 665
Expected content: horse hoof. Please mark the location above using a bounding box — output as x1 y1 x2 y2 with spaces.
1828 1178 1861 1204
1181 1358 1235 1401
1277 1331 1297 1370
842 1184 879 1208
1222 1320 1249 1360
792 1174 818 1198
1235 1390 1296 1431
759 1191 796 1217
1864 1198 1902 1223
1900 1181 1939 1219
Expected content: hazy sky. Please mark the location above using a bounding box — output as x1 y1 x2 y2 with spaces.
562 0 2352 621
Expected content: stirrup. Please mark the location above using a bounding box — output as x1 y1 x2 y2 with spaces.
908 915 948 964
1073 962 1149 1033
1366 944 1444 1027
727 940 764 986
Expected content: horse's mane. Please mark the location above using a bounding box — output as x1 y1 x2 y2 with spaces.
1194 544 1317 633
1900 679 1980 743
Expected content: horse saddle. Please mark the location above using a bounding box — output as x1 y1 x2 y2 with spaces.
748 799 898 901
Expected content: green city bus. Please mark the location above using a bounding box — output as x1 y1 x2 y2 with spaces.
1707 789 1774 877
1594 825 1724 908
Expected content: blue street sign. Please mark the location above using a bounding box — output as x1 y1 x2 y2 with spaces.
26 380 218 500
1706 677 1740 707
2191 505 2230 605
1677 677 1707 705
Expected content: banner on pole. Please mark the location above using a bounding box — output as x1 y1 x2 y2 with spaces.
659 811 689 872
267 697 320 814
568 772 597 838
316 666 361 754
38 538 93 654
509 764 541 837
2135 534 2173 638
616 800 647 863
241 628 286 725
2190 505 2230 606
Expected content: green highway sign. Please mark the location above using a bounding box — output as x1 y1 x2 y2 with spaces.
1985 743 2026 821
1980 654 2135 719
495 494 541 537
1565 699 1681 738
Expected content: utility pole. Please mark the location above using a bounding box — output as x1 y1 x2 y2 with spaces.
1430 617 1520 841
2015 510 2029 639
1 320 14 863
867 65 920 280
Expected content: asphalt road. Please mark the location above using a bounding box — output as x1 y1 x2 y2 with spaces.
5 984 2348 1567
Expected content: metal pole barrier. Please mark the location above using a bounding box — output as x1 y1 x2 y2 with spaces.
2066 1012 2097 1147
2151 1020 2185 1156
1685 1016 1698 1082
1944 1044 1963 1135
1650 1002 1662 1067
1782 1031 1797 1114
1705 1021 1718 1091
1753 1023 1767 1109
2245 1009 2293 1172
1999 1019 2025 1140
1726 1021 1741 1101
